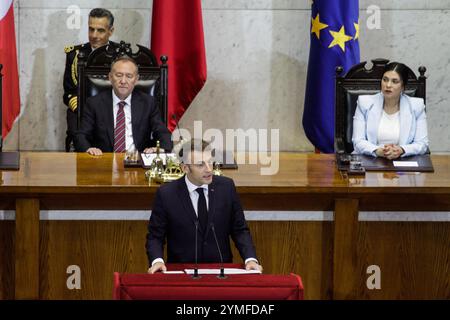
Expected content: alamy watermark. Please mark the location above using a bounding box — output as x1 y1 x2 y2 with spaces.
173 121 280 176
66 5 81 30
366 5 381 30
66 265 81 290
366 265 381 290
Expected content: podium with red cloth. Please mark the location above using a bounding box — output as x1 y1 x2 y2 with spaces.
113 264 303 300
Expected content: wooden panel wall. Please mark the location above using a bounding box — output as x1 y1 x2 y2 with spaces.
39 221 149 300
0 220 449 299
354 222 450 299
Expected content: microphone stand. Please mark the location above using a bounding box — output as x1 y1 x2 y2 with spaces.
192 220 201 279
211 224 227 279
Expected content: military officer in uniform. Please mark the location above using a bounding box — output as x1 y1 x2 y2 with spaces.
63 8 117 151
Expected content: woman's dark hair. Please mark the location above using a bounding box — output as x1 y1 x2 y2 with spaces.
384 62 409 87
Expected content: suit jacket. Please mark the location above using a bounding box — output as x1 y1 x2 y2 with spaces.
74 90 172 152
352 92 429 157
146 175 257 265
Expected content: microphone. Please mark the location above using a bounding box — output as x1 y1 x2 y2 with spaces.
210 223 227 279
171 113 184 142
192 220 201 279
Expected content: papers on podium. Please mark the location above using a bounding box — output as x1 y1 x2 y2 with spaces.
184 268 261 275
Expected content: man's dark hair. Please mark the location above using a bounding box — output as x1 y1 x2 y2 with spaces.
178 139 212 164
384 62 410 87
110 55 139 74
89 8 114 29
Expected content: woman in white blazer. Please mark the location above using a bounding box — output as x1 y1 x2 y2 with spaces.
352 62 429 159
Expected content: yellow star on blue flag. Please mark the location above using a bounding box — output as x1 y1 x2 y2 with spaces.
328 26 353 52
311 14 328 39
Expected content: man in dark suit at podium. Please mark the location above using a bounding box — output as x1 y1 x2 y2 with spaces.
74 56 172 155
146 139 262 273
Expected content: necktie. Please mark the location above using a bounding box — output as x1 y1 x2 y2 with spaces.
114 101 126 152
195 188 208 232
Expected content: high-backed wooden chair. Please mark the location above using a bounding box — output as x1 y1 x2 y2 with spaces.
334 58 426 154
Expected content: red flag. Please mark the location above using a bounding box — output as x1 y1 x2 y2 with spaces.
0 0 20 138
151 0 207 131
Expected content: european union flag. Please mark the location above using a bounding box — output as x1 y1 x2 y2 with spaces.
303 0 360 153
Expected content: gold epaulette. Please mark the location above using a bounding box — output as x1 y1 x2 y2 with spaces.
64 45 75 54
64 43 84 54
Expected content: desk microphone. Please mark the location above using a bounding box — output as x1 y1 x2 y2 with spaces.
210 223 227 279
192 220 201 279
171 113 184 142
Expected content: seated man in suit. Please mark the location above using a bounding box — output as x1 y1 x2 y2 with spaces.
75 55 172 155
146 139 262 273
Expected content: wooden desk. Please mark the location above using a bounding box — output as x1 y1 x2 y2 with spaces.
0 152 449 299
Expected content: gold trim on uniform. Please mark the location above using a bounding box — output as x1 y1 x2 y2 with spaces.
71 50 79 86
69 96 78 112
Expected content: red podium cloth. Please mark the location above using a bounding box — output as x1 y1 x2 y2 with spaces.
113 264 303 300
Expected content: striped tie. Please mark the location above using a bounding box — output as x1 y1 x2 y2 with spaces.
113 101 126 152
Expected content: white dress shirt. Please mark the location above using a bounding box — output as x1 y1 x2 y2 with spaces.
185 175 209 215
377 110 400 146
112 91 135 152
